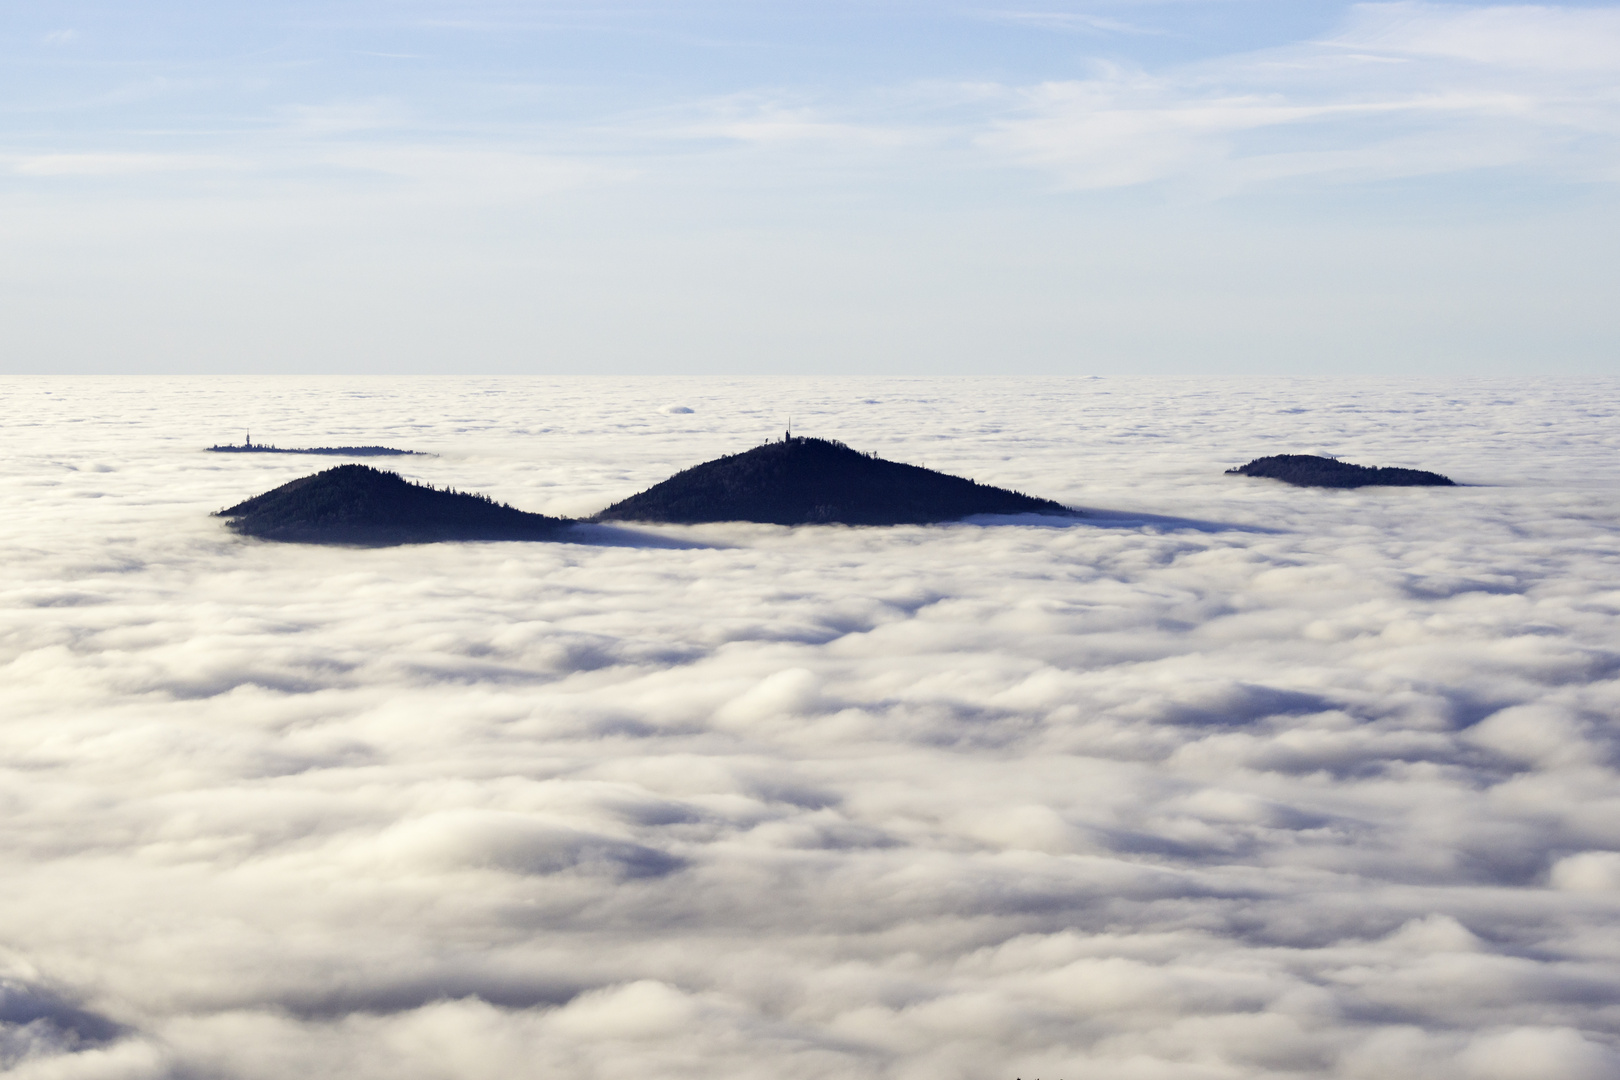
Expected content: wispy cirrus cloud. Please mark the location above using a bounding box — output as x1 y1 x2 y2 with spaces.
8 152 235 176
974 3 1620 191
3 3 1618 374
1333 0 1620 69
593 4 1620 195
981 9 1165 35
634 95 940 152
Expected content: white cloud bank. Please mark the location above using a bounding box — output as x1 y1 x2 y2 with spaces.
2 375 1620 1078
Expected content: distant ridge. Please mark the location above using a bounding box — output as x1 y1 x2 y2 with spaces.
208 443 420 456
1227 455 1454 489
217 464 570 545
593 436 1074 526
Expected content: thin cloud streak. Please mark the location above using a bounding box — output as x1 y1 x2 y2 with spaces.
981 10 1166 35
12 4 1620 198
975 3 1620 191
1332 1 1620 70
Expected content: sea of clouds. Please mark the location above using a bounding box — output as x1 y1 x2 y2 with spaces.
2 376 1619 1080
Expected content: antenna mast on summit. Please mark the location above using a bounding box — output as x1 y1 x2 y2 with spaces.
786 415 792 442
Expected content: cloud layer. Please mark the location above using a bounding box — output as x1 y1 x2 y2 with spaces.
2 376 1619 1077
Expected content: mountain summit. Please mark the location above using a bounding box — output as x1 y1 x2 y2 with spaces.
217 464 571 545
593 437 1073 526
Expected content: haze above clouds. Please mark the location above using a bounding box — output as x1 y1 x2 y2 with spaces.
3 376 1620 1078
3 2 1618 373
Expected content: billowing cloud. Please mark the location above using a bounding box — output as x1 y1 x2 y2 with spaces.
2 376 1619 1077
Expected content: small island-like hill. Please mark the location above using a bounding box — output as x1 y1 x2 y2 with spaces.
1227 454 1455 488
593 435 1075 526
217 465 571 545
208 434 420 456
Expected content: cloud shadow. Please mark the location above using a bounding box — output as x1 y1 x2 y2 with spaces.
559 523 728 550
966 507 1280 534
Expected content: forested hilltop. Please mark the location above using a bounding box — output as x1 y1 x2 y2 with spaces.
209 442 419 456
1227 454 1454 489
217 464 569 545
594 436 1074 526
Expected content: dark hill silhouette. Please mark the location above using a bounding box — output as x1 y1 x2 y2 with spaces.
209 443 419 456
217 465 571 545
1227 455 1454 488
593 436 1074 526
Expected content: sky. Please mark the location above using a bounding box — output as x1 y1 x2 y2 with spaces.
3 1 1619 374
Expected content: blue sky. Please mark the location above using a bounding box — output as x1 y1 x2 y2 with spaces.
4 1 1618 374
